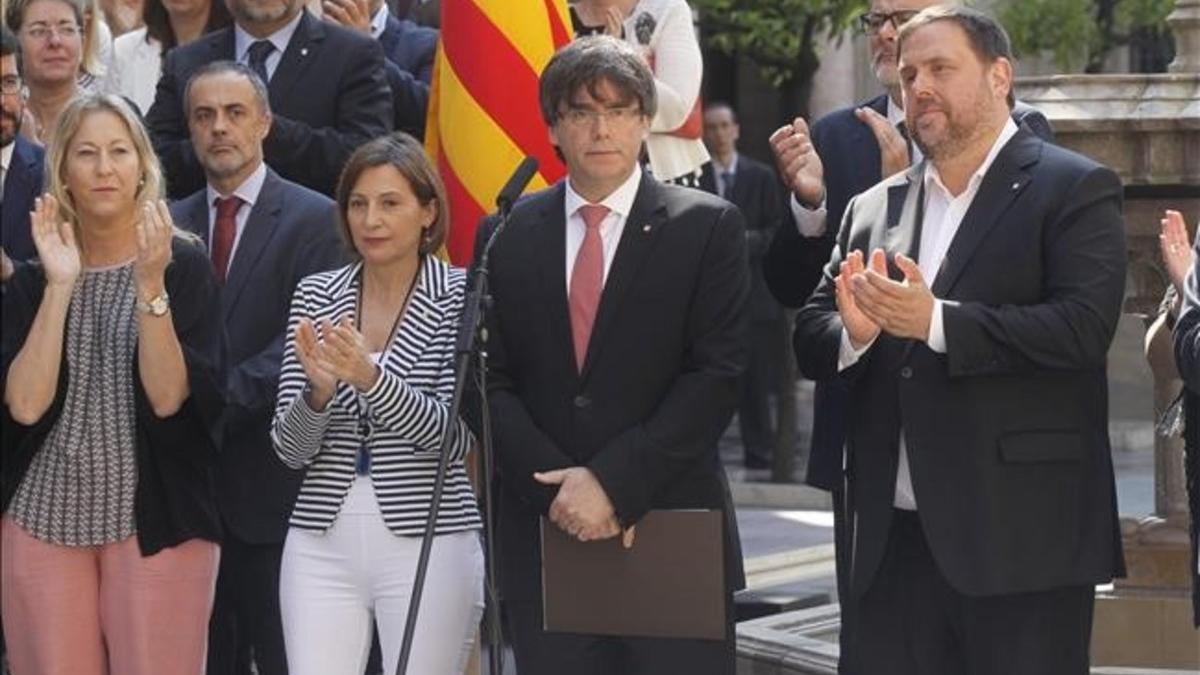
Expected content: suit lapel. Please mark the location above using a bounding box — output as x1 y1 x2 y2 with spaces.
268 11 321 108
534 184 577 380
223 171 283 320
580 175 666 381
884 164 926 267
930 129 1041 297
177 192 211 244
698 163 716 195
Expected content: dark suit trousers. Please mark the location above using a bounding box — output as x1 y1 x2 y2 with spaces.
844 510 1094 675
506 590 735 675
738 319 782 463
206 535 288 675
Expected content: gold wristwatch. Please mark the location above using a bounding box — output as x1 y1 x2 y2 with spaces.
136 290 171 317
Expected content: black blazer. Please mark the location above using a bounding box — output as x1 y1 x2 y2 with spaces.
485 174 750 602
146 10 393 199
378 14 435 139
2 237 225 555
766 95 1056 491
793 128 1127 596
2 136 45 262
171 167 345 544
699 155 785 322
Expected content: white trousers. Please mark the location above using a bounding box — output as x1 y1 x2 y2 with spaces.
279 480 484 675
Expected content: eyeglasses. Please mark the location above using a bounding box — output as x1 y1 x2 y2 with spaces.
0 75 21 95
22 23 81 42
858 10 920 35
559 107 643 128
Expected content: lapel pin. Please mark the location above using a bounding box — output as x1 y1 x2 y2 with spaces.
1011 181 1020 190
301 47 308 56
642 223 651 233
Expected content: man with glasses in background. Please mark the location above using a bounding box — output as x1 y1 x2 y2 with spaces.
761 2 1054 671
1 25 44 282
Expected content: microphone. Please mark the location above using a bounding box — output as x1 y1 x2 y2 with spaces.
495 156 540 211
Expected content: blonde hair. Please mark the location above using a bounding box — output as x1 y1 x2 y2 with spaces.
46 92 164 228
79 0 107 79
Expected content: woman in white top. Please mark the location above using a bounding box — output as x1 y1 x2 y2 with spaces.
571 0 708 184
272 132 483 675
106 0 230 112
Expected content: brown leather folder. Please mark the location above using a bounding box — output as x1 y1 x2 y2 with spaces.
540 509 726 641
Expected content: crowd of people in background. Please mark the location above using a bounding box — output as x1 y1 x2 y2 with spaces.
0 0 1196 674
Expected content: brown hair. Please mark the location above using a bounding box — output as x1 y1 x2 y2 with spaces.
335 132 448 258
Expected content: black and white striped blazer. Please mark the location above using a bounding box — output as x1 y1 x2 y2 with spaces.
271 256 481 536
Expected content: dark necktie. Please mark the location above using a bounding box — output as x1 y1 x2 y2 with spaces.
720 170 735 199
211 196 244 283
247 40 275 85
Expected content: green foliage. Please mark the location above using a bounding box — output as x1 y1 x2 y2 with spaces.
998 0 1174 72
691 0 870 87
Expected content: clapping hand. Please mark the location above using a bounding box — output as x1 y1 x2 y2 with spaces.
855 107 911 178
295 318 338 410
134 201 174 295
318 316 379 392
601 5 624 36
850 250 935 342
835 249 882 349
322 0 372 35
768 117 825 209
1160 210 1194 295
30 194 80 288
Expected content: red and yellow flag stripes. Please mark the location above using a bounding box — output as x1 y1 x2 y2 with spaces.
426 0 571 265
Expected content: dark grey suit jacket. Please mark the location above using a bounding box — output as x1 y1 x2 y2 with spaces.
147 10 393 199
485 174 750 607
171 166 345 543
793 128 1127 596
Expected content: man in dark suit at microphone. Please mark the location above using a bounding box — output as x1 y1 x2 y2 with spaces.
482 36 749 675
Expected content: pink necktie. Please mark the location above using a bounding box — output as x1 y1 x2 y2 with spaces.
569 204 609 371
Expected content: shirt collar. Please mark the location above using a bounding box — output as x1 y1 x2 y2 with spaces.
564 165 642 221
0 142 12 174
235 10 305 63
370 4 389 39
207 162 268 211
924 117 1019 198
712 152 739 175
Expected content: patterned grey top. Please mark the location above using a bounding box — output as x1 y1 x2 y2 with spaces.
10 261 140 546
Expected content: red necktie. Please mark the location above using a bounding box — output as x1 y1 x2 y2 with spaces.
211 196 243 283
569 204 609 371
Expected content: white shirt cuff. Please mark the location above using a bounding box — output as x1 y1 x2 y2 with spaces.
926 299 947 353
838 328 875 371
790 194 828 239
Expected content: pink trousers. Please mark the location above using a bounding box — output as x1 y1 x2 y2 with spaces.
1 516 220 675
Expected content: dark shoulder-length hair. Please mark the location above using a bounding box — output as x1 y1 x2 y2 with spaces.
144 0 231 55
335 132 449 259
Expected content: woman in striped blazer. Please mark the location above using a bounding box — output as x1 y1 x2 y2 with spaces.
271 133 483 675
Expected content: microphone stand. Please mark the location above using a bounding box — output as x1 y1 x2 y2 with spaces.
395 202 514 675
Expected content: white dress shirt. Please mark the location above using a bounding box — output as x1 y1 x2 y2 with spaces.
791 97 926 239
106 28 162 114
839 117 1020 510
234 11 305 82
563 166 641 291
205 162 269 270
0 142 12 200
370 5 389 39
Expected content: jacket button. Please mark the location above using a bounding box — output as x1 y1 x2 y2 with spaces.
573 395 591 409
900 366 913 379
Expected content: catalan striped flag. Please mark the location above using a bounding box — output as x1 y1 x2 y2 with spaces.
426 0 571 265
